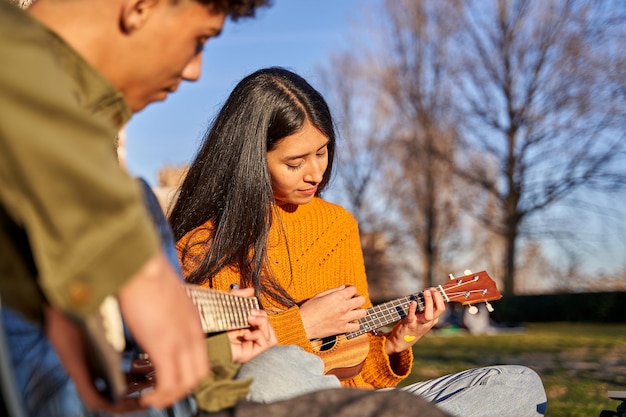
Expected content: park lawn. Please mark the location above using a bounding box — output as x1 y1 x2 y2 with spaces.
400 322 626 417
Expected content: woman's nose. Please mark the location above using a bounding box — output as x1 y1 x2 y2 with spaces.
305 160 324 183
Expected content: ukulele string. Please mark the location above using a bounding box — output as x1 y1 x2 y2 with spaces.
314 285 489 349
314 294 427 349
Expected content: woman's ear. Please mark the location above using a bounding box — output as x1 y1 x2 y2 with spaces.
119 0 159 34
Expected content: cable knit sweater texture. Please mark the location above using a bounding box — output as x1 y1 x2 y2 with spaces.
176 197 413 389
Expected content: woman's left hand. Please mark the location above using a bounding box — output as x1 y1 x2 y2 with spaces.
384 288 446 355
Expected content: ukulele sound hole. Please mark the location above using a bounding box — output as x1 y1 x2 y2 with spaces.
319 336 336 351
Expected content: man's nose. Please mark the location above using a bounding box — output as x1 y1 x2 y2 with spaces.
182 53 203 82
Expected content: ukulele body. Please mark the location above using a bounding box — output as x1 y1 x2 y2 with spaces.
310 333 370 380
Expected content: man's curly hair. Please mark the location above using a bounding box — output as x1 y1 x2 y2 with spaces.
195 0 272 21
11 0 271 20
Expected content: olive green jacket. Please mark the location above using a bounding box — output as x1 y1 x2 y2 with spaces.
0 1 251 410
0 0 158 323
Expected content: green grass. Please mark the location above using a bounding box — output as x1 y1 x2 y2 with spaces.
399 323 626 417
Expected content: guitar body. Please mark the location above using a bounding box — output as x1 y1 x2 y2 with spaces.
310 334 370 380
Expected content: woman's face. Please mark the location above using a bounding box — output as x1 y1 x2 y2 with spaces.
267 120 329 206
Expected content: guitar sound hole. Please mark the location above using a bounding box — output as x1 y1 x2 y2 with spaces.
319 336 336 351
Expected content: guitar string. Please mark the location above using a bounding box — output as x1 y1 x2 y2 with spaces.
185 287 259 332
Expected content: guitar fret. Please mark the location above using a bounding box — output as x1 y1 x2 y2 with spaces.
231 296 240 328
215 292 227 329
184 285 259 333
232 295 246 327
222 293 232 328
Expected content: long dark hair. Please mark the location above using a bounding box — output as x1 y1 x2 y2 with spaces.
169 67 336 308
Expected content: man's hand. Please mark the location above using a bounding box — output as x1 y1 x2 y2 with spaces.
118 251 209 409
45 306 145 413
227 287 277 363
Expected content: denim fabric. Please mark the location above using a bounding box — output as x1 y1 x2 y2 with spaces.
238 345 547 416
235 344 341 403
1 307 84 417
137 178 183 278
399 365 548 417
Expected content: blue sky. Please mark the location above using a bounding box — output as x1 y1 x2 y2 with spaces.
125 0 377 184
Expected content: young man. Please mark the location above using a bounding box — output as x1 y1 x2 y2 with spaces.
0 0 267 414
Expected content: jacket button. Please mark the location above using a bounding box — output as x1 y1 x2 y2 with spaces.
68 282 90 305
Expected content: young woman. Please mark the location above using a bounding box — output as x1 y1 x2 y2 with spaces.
169 67 547 417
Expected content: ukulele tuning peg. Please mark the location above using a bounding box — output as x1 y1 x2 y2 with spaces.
448 273 455 280
485 301 494 313
464 269 472 275
467 304 478 315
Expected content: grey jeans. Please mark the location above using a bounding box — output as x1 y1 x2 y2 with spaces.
397 365 547 417
237 346 547 417
235 345 341 402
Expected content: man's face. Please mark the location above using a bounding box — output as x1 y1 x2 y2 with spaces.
120 1 226 112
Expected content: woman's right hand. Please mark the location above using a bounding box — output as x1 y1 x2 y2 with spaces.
299 285 367 340
227 287 278 363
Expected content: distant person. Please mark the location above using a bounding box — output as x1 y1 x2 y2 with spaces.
0 1 456 417
464 303 496 335
171 67 548 417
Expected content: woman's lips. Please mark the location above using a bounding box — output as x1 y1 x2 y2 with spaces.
299 186 318 196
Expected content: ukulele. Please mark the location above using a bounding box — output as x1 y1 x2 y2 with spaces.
310 270 502 380
73 285 259 402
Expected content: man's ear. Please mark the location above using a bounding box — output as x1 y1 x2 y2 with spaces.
119 0 160 34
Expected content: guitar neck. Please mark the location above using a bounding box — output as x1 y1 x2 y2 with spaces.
184 285 259 334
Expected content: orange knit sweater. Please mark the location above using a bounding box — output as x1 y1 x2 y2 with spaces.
176 197 413 389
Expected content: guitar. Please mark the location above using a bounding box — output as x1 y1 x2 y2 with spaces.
310 270 502 380
77 285 260 402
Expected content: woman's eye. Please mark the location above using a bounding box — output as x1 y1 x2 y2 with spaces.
287 163 303 171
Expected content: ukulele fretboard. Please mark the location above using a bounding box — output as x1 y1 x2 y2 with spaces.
346 286 450 339
185 285 259 333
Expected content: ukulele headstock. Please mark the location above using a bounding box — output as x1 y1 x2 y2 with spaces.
438 270 502 313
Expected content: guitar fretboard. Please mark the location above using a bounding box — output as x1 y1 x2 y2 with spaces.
184 285 259 334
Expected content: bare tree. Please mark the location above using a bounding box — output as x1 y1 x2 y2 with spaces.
317 53 406 298
322 0 626 296
446 0 626 294
317 53 392 226
359 0 472 289
318 0 469 291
